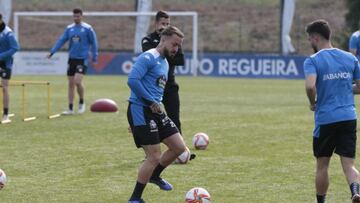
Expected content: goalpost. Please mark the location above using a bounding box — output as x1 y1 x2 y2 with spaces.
13 11 199 76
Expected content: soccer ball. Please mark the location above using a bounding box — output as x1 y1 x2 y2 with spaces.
0 169 7 190
175 147 191 164
185 187 211 203
192 132 209 150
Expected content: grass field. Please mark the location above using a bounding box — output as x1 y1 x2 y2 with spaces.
0 75 358 202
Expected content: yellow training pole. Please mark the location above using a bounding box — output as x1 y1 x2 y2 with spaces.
22 83 36 122
47 82 60 119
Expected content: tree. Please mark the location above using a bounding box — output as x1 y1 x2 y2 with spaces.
341 0 360 50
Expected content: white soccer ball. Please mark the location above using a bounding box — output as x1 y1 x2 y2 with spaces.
175 147 191 164
0 169 7 190
185 187 211 203
192 132 209 150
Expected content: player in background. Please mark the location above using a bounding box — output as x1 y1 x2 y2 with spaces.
0 13 20 122
127 26 186 203
304 19 360 203
349 24 360 60
142 10 196 160
47 8 98 115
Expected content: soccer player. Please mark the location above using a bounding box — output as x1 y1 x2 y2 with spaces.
304 20 360 203
0 13 20 122
47 8 98 115
349 26 360 60
127 26 186 203
142 11 184 134
142 11 196 160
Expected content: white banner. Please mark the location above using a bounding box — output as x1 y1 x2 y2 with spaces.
13 51 68 75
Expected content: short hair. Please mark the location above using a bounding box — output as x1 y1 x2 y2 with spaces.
161 25 184 38
155 10 169 22
73 8 83 15
305 20 331 40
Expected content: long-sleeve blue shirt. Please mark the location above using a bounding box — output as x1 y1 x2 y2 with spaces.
0 25 20 69
128 48 169 106
50 22 98 65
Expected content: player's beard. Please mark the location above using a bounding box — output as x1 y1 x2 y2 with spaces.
164 47 174 59
311 44 318 53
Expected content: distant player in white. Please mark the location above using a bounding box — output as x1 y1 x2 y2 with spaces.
304 19 360 203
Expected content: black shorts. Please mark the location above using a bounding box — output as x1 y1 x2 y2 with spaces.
313 120 357 158
67 58 87 76
0 61 11 80
127 102 179 148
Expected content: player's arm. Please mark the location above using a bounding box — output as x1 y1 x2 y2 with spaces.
127 54 156 105
141 37 154 52
0 32 19 60
304 58 317 111
48 28 69 58
353 59 360 94
349 35 358 56
88 27 98 62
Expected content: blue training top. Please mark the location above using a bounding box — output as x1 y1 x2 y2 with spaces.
50 22 98 65
303 48 360 137
349 31 360 60
128 48 169 106
0 25 20 69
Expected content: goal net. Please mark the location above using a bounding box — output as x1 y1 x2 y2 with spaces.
13 11 199 75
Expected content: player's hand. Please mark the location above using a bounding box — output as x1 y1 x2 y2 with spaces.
150 102 162 114
309 104 316 111
128 126 132 134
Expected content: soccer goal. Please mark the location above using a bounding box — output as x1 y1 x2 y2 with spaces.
13 11 199 75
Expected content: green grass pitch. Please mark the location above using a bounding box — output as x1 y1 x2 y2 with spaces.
0 75 358 202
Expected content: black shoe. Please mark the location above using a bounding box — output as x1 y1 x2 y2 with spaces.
190 153 196 160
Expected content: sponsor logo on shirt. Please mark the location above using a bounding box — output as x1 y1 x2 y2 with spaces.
157 75 167 89
71 35 81 43
323 72 351 81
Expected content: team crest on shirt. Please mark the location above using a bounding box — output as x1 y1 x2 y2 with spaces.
157 75 167 89
81 28 85 32
149 120 158 132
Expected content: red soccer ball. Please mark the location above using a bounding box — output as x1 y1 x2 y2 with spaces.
90 98 118 112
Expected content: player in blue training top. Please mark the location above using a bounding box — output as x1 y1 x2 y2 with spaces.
349 26 360 60
304 20 360 203
0 13 20 123
47 8 98 115
127 26 186 203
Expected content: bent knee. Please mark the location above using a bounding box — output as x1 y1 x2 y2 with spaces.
147 154 161 165
174 144 186 156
